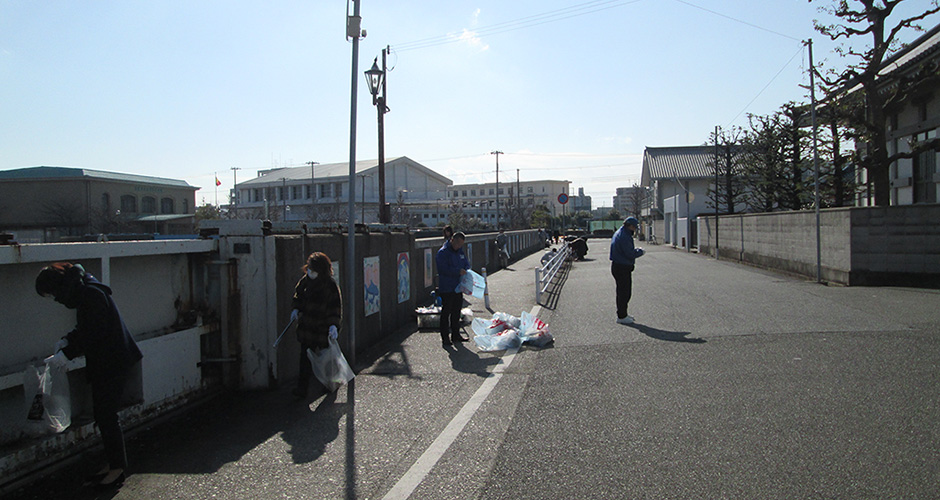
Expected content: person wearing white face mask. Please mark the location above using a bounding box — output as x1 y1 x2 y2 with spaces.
290 252 343 399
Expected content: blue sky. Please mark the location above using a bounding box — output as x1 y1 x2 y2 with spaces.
2 1 937 207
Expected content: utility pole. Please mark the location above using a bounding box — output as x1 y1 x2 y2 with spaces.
807 38 822 283
230 166 241 218
491 150 502 228
281 177 288 221
714 125 719 260
306 161 318 221
346 0 363 365
516 168 520 229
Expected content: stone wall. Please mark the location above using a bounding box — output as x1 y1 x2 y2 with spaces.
698 205 940 286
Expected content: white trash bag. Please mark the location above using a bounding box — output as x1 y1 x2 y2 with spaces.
23 364 71 435
307 337 355 392
473 327 521 352
519 311 554 347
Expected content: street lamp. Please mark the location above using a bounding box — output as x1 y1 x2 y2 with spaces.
365 46 390 223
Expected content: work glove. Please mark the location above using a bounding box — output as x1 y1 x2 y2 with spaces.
290 309 299 323
329 325 338 340
54 338 69 351
636 248 645 257
44 351 69 369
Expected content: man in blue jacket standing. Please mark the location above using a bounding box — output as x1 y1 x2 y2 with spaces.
436 231 470 346
609 217 645 324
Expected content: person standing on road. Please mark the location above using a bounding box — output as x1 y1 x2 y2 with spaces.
610 217 645 324
436 231 470 346
36 262 142 490
290 252 342 399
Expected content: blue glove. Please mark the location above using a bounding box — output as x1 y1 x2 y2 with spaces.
329 325 338 340
54 338 69 351
290 309 300 323
44 351 69 369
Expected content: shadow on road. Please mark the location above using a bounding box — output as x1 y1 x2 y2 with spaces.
445 341 502 378
627 323 706 343
538 261 571 311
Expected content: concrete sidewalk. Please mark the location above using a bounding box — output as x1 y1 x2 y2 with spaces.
3 241 558 500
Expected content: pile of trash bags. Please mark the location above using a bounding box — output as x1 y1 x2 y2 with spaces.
470 311 553 351
415 305 473 329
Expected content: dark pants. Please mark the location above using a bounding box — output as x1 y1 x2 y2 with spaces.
91 369 130 470
297 342 313 393
439 291 463 341
611 262 635 319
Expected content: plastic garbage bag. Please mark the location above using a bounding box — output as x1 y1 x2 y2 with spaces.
307 337 355 392
519 311 554 347
23 364 71 435
456 269 486 299
473 327 521 352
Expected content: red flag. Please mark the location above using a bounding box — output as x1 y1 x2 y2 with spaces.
215 176 222 186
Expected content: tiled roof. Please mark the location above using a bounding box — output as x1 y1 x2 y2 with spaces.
0 166 195 188
642 146 715 180
879 22 940 78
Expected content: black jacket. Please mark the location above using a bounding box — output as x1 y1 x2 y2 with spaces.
60 274 143 383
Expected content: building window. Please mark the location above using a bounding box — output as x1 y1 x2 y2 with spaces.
320 183 333 198
335 183 343 198
141 196 156 213
120 195 137 213
489 189 494 195
462 190 468 197
471 189 476 196
101 193 110 211
161 198 175 214
527 187 533 193
305 185 312 199
913 131 937 204
498 188 504 195
183 199 189 214
292 185 301 200
453 190 458 197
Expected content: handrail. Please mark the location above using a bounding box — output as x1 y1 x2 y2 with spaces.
535 243 570 303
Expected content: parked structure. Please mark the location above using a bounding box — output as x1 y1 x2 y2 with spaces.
233 157 452 225
0 167 198 242
640 146 717 250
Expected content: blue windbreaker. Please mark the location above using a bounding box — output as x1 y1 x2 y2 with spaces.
436 240 470 292
609 225 643 266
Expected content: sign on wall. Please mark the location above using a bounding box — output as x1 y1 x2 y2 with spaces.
363 256 380 316
424 248 433 288
397 252 410 303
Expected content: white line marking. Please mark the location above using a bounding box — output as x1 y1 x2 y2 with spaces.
381 305 541 500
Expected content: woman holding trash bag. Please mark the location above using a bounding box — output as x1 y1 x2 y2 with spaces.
436 231 470 346
35 262 142 490
290 252 343 398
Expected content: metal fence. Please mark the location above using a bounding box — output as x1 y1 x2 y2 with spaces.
535 242 570 304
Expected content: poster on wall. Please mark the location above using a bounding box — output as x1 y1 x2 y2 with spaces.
397 252 410 303
363 256 380 316
424 248 433 288
332 261 341 291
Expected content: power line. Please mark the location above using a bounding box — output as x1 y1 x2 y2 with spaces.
726 44 805 126
393 0 646 52
671 0 802 42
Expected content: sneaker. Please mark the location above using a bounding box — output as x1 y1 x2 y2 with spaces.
616 315 635 325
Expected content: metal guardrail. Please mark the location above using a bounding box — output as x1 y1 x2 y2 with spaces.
535 242 570 304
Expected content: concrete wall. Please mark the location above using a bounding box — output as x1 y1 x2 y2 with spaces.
698 205 940 286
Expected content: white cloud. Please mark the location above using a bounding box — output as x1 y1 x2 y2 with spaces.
450 29 489 51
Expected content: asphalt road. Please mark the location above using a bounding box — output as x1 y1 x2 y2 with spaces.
7 239 940 499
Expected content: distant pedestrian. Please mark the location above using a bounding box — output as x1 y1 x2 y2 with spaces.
609 217 645 324
36 262 142 490
290 252 342 399
436 231 470 346
541 248 557 265
538 227 549 248
442 225 454 242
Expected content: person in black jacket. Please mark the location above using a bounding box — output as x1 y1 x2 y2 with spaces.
36 262 142 489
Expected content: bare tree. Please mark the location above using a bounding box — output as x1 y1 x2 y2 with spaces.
813 0 940 206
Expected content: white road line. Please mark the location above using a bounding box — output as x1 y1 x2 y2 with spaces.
381 305 542 500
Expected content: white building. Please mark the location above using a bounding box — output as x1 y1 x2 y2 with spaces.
641 146 715 249
446 179 571 227
232 157 452 224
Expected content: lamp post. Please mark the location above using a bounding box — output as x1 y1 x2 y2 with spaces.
491 150 502 228
306 161 318 221
365 46 390 223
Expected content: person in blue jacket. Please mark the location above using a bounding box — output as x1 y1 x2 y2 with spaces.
436 231 470 346
36 262 142 489
609 217 645 324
